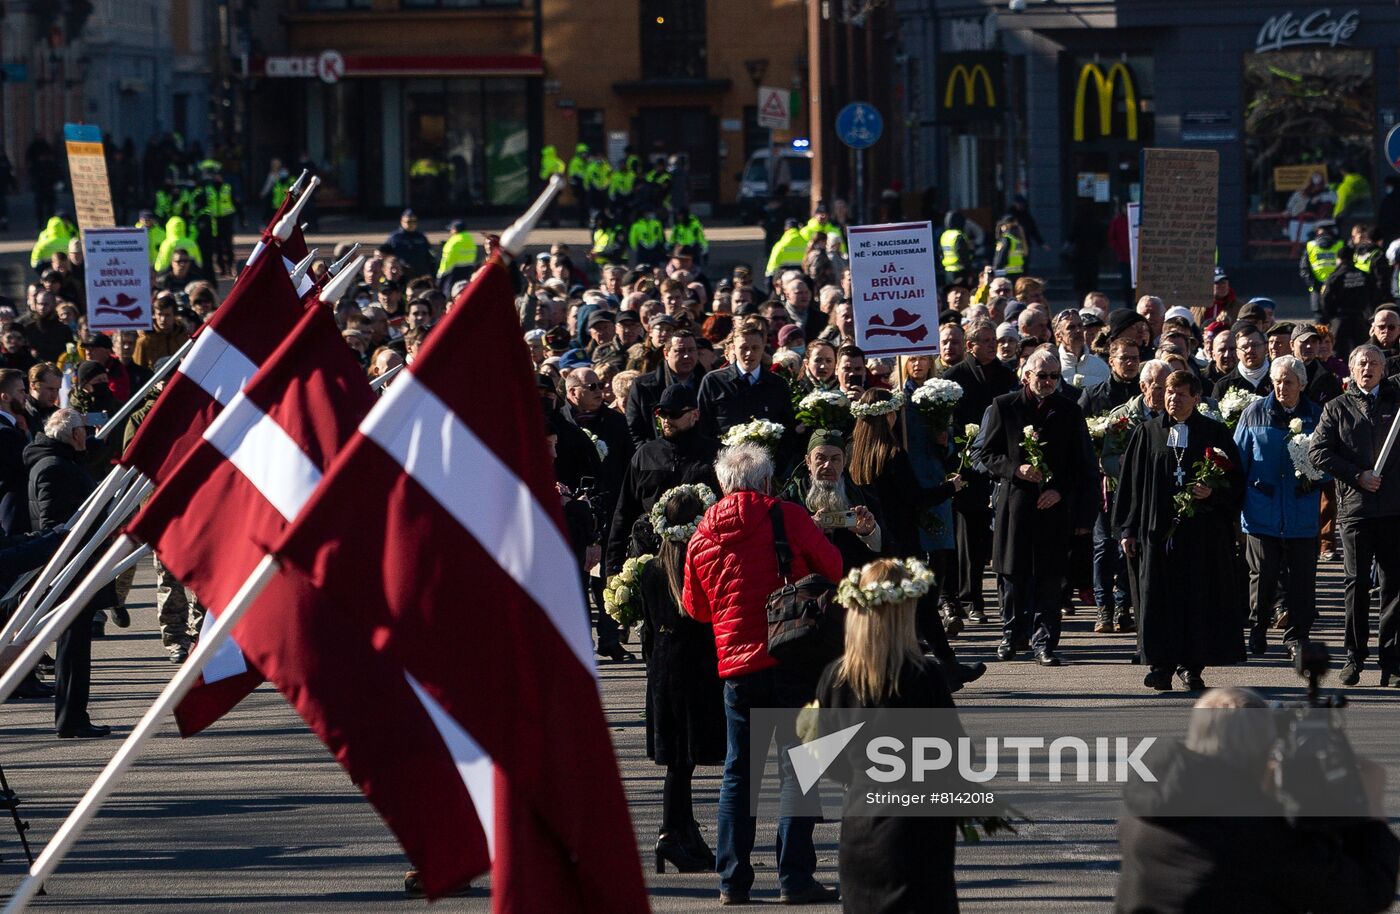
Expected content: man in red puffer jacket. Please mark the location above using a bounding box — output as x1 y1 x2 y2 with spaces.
683 441 842 906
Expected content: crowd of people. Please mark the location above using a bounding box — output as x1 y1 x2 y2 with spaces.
518 198 1400 908
6 174 1400 908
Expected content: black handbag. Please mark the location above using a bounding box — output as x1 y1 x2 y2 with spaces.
765 503 844 670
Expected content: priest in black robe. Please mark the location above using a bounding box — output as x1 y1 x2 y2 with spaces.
1114 369 1247 691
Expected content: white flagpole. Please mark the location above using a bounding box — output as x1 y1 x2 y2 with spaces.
1 553 281 914
94 338 194 441
12 478 154 645
26 544 151 637
1374 410 1400 477
327 243 361 276
316 255 363 306
500 175 565 259
0 465 135 647
0 538 136 701
288 248 318 286
370 363 404 391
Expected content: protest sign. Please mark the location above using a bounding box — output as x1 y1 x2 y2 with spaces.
848 221 939 357
1136 148 1217 310
63 123 116 232
85 228 152 331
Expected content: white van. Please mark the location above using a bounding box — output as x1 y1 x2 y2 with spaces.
737 147 813 223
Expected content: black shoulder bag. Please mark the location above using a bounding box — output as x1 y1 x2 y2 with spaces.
765 503 844 671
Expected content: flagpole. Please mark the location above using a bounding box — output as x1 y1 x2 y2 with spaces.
25 543 152 637
288 248 318 286
12 478 154 645
314 255 364 307
500 175 565 260
370 363 404 391
0 465 135 647
0 538 136 700
94 338 195 441
1 553 281 914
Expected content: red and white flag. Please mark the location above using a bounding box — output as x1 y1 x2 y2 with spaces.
125 303 493 895
274 258 650 913
121 239 309 484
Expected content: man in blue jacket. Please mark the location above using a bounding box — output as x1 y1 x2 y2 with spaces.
1234 355 1325 660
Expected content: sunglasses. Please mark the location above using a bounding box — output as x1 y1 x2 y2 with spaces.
1034 371 1061 381
656 408 694 419
575 382 602 391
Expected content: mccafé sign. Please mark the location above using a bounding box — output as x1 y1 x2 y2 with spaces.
1256 9 1360 53
1073 62 1137 143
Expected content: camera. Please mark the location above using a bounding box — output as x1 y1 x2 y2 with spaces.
1272 642 1369 821
816 509 858 530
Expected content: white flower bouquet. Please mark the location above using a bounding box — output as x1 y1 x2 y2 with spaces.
603 554 654 628
910 378 964 430
722 418 787 449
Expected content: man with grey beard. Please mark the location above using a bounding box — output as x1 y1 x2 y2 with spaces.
781 428 881 570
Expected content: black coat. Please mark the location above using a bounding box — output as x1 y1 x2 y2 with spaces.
24 434 92 530
1112 412 1246 668
1117 745 1400 914
974 388 1096 576
1303 357 1343 406
816 657 960 914
942 355 1018 513
635 552 725 767
696 364 797 452
623 364 705 448
0 415 29 536
1309 380 1400 523
1079 374 1138 418
606 428 720 574
1211 365 1272 402
781 469 887 572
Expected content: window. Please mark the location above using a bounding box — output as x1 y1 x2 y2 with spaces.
404 78 529 212
401 0 521 8
640 0 706 81
1243 49 1374 261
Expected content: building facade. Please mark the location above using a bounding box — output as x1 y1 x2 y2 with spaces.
893 0 1400 269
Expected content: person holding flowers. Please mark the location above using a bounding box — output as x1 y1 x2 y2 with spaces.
1233 356 1326 661
632 483 726 874
973 348 1096 667
903 357 966 632
1115 370 1246 692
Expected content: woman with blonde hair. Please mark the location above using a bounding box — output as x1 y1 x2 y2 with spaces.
814 557 960 912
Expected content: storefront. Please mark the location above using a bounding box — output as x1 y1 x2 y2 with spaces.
249 52 543 215
902 1 1400 270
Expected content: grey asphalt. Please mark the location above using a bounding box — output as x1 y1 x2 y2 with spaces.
0 557 1392 912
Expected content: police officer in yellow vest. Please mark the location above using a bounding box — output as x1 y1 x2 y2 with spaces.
669 208 708 263
538 145 565 227
437 218 479 291
765 217 808 279
590 209 628 266
585 153 612 220
628 207 667 267
940 211 976 288
801 203 846 255
136 210 165 264
567 143 590 226
608 156 639 217
992 215 1027 281
197 173 238 277
1301 220 1344 318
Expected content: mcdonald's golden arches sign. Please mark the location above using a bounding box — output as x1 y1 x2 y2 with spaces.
1073 61 1138 142
937 52 1004 123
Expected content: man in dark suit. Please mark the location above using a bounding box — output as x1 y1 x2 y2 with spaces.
624 328 704 447
942 319 1018 622
0 368 29 535
696 320 797 461
972 348 1097 667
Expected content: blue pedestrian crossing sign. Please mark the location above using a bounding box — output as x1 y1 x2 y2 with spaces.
836 102 883 150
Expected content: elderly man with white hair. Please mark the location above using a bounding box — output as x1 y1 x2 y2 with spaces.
972 347 1096 666
682 442 842 905
1233 355 1325 659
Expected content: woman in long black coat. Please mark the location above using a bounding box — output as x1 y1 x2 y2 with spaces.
632 485 725 873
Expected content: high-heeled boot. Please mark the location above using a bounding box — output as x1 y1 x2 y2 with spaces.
655 832 709 873
682 820 716 869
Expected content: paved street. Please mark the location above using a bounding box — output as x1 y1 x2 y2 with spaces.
0 556 1391 911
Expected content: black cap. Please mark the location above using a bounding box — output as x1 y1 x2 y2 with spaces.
648 313 678 329
75 360 107 387
655 383 698 416
1237 302 1268 322
83 332 114 352
401 208 417 219
1106 310 1147 342
1080 312 1106 330
585 310 616 330
615 309 640 324
1266 320 1295 338
544 325 572 352
535 374 558 394
1291 323 1320 343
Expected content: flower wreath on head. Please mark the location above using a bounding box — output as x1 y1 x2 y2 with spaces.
849 389 906 419
836 557 935 612
650 483 718 542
